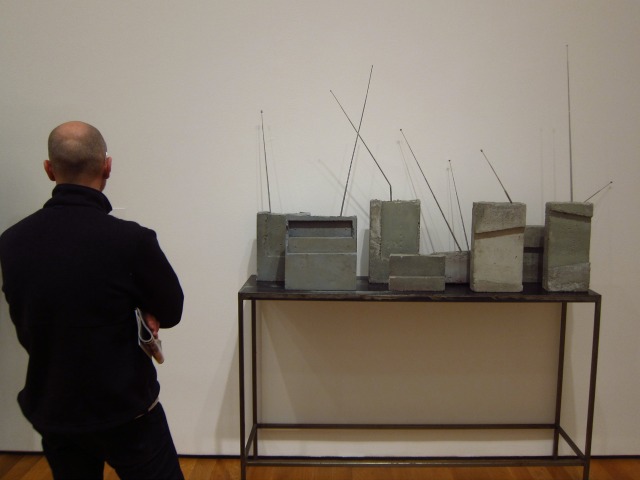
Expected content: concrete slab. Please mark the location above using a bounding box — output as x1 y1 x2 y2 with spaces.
542 202 593 291
389 275 446 291
389 254 445 276
389 254 445 291
285 253 357 290
470 202 526 292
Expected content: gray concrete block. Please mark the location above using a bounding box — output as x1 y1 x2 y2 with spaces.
523 225 544 283
285 253 357 290
473 202 526 233
435 250 470 284
389 275 445 291
389 254 445 291
542 202 593 291
369 200 421 284
285 216 357 290
544 262 591 292
470 202 526 292
257 212 287 282
389 254 445 276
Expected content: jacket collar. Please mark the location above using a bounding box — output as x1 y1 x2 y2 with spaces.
45 184 113 214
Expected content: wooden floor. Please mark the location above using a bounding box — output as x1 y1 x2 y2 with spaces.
1 455 639 480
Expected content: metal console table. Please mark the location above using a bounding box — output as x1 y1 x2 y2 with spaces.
238 275 601 480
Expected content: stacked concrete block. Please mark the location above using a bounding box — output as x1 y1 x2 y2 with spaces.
523 225 544 283
369 200 421 284
542 202 593 292
470 202 526 292
285 216 357 290
389 254 446 291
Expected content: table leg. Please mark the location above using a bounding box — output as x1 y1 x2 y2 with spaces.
553 302 567 457
238 298 247 480
582 298 602 480
251 300 258 458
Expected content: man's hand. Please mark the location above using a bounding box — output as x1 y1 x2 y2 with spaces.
143 311 160 338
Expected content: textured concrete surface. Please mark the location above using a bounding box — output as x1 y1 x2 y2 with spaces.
285 216 357 290
256 212 310 282
369 200 420 284
542 202 593 291
389 254 445 291
256 212 287 282
285 252 357 290
435 250 470 283
470 202 526 292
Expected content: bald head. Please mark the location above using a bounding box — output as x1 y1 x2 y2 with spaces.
45 121 111 190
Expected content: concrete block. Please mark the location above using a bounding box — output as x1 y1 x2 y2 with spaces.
256 212 287 282
285 216 357 290
369 200 421 284
390 254 445 276
389 276 446 291
470 202 526 292
542 202 593 291
389 254 445 291
435 250 470 283
285 253 357 290
523 225 544 283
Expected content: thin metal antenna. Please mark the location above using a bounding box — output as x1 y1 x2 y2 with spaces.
341 65 374 216
260 110 271 212
331 90 392 201
480 149 513 203
401 129 462 252
567 45 574 202
583 181 612 203
449 159 470 250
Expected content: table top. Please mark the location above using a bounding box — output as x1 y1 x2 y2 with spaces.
239 275 601 303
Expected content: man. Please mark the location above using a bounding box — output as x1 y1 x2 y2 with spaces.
0 121 185 479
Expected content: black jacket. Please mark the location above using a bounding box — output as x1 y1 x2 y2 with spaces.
0 184 184 433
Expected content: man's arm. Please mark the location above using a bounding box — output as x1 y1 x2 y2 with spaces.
133 228 184 328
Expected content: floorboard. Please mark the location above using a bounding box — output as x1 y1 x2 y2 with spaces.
0 455 638 480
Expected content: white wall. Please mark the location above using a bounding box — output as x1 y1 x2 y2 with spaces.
1 0 638 456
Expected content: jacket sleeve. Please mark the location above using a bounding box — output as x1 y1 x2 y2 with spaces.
132 228 184 328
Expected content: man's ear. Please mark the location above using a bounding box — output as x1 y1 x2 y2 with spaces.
44 160 56 181
103 156 112 180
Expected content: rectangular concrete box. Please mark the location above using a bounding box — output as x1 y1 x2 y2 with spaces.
389 254 445 291
285 216 357 290
542 202 593 292
523 225 544 283
257 212 309 282
369 199 421 284
470 202 526 292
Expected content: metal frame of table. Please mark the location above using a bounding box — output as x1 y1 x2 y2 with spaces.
238 275 602 480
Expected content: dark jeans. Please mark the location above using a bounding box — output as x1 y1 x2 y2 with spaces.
39 403 184 480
